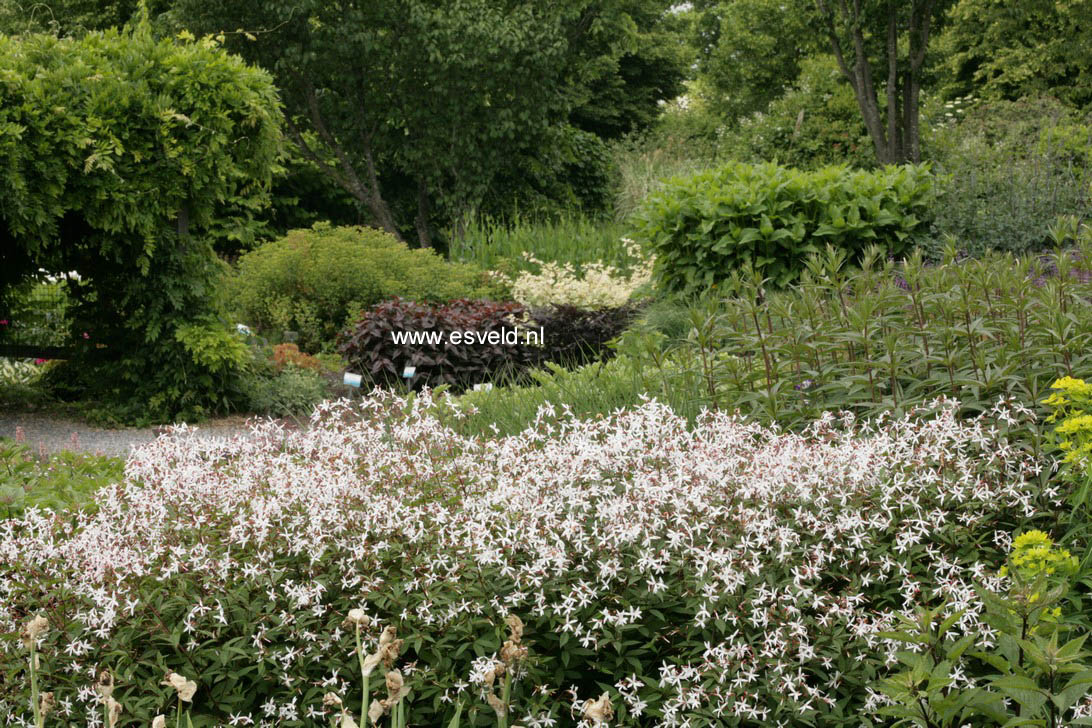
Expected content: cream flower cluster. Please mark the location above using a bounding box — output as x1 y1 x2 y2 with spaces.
499 239 653 309
0 392 1048 727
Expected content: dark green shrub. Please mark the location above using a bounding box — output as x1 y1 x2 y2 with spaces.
529 302 642 366
240 365 328 418
230 224 505 352
634 160 937 294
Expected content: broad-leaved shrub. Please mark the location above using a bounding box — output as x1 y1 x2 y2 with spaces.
634 161 936 293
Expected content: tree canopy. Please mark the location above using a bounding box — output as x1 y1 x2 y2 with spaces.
165 0 686 247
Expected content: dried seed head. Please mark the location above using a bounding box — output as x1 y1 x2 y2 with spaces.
486 691 506 717
340 710 360 728
95 669 114 699
505 614 524 643
483 660 506 688
323 692 343 708
379 638 403 669
106 696 122 728
162 672 197 702
152 716 167 728
582 693 614 725
378 625 397 648
20 615 49 649
361 649 383 677
385 669 404 696
343 609 370 628
39 692 55 717
368 698 387 725
499 639 528 667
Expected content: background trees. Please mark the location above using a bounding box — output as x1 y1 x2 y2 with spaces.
165 0 686 249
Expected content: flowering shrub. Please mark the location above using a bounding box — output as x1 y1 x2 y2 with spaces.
0 394 1054 726
871 529 1090 728
498 240 653 309
1044 376 1092 471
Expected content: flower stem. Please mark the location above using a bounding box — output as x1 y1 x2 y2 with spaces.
498 671 511 728
29 644 42 728
356 626 370 727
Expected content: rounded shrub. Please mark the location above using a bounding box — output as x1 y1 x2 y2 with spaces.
229 223 506 352
633 160 937 294
0 23 283 422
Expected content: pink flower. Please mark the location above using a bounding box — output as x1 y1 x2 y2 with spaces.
82 332 90 339
35 358 48 365
0 319 8 326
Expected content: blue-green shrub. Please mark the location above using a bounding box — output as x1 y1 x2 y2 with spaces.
634 161 937 293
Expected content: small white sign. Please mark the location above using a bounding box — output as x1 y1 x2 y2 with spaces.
402 366 416 378
472 383 494 392
343 372 363 388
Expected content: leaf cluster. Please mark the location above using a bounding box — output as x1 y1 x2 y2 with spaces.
633 161 937 294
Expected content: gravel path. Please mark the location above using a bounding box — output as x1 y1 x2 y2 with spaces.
0 412 297 458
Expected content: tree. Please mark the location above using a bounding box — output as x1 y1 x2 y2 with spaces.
567 0 689 139
814 0 949 164
168 0 689 248
691 0 823 123
936 0 1092 109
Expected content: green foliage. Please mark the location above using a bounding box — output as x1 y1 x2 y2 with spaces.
0 438 124 519
230 224 503 353
634 160 936 293
0 23 283 423
439 354 696 439
168 0 684 246
608 122 721 222
923 98 1092 257
692 0 822 123
877 531 1092 728
0 280 71 349
617 242 1092 437
0 0 172 36
719 55 875 170
480 125 615 220
239 365 327 419
566 0 690 141
937 0 1092 109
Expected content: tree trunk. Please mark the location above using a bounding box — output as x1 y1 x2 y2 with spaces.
816 0 936 166
415 179 434 250
286 75 404 241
